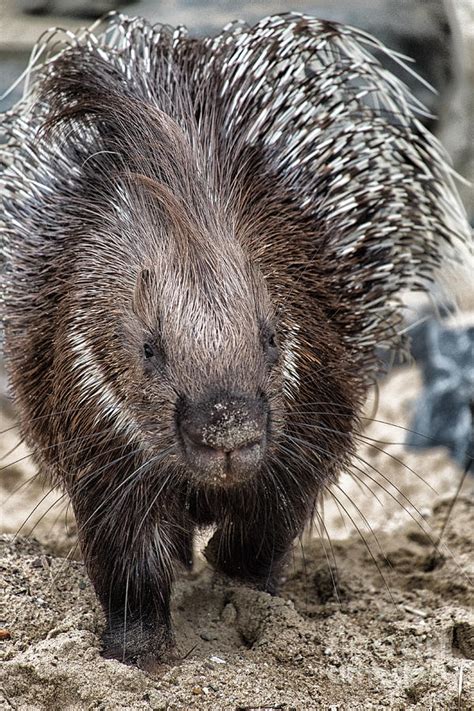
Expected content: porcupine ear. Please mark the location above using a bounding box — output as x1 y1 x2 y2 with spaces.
132 267 158 324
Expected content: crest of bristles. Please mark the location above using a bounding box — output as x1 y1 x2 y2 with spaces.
1 12 470 667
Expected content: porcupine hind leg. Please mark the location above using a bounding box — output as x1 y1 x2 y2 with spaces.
69 469 186 668
204 482 312 594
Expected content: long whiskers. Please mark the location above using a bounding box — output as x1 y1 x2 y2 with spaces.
323 485 394 602
0 426 119 471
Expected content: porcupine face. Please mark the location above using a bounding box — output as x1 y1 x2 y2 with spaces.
119 222 285 490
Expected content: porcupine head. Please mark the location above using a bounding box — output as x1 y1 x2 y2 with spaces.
2 13 471 666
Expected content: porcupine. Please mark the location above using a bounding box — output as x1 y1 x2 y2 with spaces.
1 12 470 667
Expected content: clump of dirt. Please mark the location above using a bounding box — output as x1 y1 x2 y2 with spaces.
1 367 473 709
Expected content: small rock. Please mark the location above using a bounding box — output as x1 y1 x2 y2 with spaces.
200 630 217 641
221 602 237 625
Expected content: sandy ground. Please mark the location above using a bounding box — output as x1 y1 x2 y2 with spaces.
0 364 473 710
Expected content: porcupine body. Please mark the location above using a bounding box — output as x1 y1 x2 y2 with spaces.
1 13 470 666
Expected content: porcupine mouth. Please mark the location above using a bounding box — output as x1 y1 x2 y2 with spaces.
175 394 269 489
180 429 267 488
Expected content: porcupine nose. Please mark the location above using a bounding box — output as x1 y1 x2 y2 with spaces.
178 394 267 484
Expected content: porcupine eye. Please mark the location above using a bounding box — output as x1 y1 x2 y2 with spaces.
143 341 166 371
263 328 279 366
143 343 154 359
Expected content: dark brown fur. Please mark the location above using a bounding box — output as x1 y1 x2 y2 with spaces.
2 14 468 667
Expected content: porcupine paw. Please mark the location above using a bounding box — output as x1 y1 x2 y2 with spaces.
102 619 175 671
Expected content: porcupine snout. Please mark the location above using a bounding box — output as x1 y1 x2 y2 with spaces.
177 392 268 485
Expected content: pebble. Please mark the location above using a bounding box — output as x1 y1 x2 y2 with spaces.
221 603 237 624
210 655 226 664
200 630 217 641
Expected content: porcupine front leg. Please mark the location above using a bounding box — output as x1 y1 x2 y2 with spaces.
204 481 313 594
69 468 184 668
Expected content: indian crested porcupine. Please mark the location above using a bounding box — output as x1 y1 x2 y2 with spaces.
1 12 471 667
